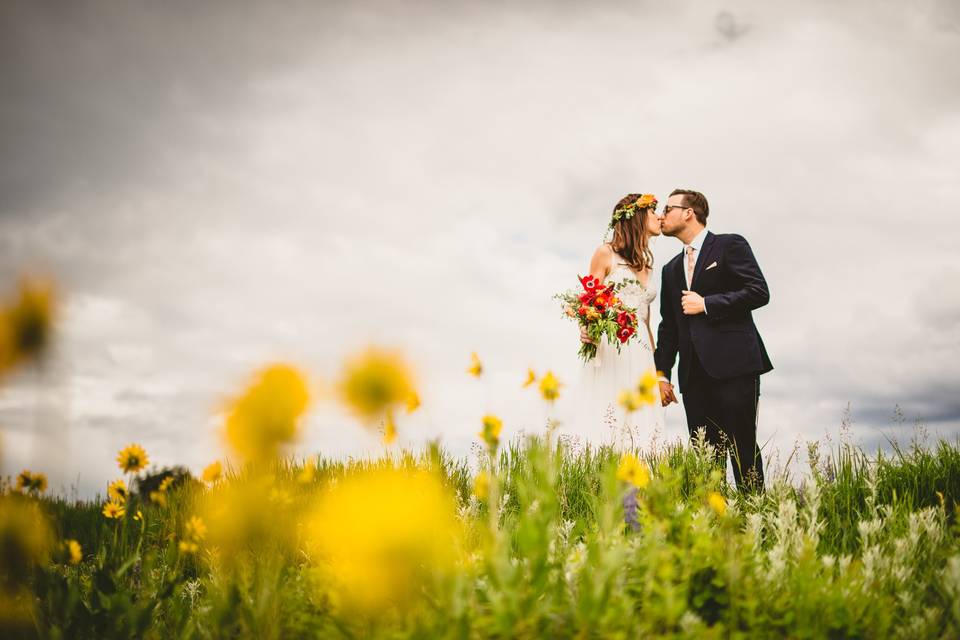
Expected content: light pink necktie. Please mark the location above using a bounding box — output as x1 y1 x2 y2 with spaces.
685 245 696 289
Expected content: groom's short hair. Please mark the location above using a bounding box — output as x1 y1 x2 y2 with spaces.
670 189 709 226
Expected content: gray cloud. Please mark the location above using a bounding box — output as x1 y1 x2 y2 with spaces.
1 0 959 496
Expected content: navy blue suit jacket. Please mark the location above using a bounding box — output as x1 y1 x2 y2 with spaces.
654 231 773 393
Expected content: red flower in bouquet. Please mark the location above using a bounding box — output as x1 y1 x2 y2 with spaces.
616 310 636 328
579 274 601 294
617 326 636 343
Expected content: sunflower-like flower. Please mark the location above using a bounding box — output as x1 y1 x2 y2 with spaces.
0 277 56 376
337 347 417 445
184 515 207 542
539 371 562 402
636 369 659 405
116 444 149 474
202 461 223 485
616 453 650 489
478 414 503 451
225 363 311 463
707 491 727 517
107 479 128 503
102 501 125 519
16 470 47 494
65 539 83 565
617 389 643 413
467 352 483 378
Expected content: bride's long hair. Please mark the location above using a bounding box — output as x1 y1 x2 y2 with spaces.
609 194 655 272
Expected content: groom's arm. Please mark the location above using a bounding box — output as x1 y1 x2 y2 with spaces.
702 234 769 321
655 264 679 383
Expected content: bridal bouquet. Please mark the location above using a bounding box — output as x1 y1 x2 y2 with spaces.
554 274 639 362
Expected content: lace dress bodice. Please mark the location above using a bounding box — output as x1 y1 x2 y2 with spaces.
606 254 657 327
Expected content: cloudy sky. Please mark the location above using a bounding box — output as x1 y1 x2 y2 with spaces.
2 0 959 498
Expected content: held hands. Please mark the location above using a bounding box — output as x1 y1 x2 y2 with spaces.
681 290 705 315
659 381 678 406
579 326 596 345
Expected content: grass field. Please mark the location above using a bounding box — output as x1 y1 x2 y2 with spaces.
3 429 960 639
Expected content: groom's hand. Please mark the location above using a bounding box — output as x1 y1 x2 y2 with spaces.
659 381 677 406
681 291 705 315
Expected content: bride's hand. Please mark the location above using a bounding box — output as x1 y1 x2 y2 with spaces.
659 381 678 406
579 326 595 345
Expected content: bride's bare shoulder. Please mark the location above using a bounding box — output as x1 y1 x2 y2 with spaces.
592 243 615 259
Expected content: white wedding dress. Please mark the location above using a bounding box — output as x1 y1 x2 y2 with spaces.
573 252 665 452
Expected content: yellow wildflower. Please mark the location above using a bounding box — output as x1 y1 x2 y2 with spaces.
0 497 53 583
225 363 311 463
16 470 47 494
158 476 175 492
337 347 414 420
202 461 223 485
473 471 490 501
617 389 643 412
304 468 463 612
478 414 503 450
522 368 536 388
116 444 149 473
133 510 143 522
185 515 207 541
539 371 562 402
0 277 55 375
636 369 659 405
102 501 125 519
616 453 650 489
65 539 82 565
467 351 483 378
178 540 199 554
149 491 167 507
707 491 727 517
107 479 128 503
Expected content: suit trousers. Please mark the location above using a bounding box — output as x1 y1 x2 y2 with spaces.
681 350 764 492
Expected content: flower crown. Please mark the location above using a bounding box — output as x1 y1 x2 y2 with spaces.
609 194 658 229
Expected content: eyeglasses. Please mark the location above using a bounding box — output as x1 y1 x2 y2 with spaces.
660 204 690 215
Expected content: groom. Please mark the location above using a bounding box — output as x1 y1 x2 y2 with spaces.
654 189 772 492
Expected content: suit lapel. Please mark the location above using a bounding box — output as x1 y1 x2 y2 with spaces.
674 252 687 292
690 231 716 290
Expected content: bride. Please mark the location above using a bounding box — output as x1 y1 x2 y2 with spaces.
573 193 665 451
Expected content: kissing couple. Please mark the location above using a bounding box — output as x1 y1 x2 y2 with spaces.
575 188 772 493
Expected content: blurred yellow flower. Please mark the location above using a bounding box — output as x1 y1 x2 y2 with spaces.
202 461 223 485
107 479 128 503
522 368 536 388
149 491 167 507
707 491 727 517
303 468 463 613
406 390 421 413
178 541 199 554
479 414 503 450
65 539 82 565
225 363 311 463
539 371 562 402
0 277 56 375
133 510 143 522
185 515 207 542
617 389 643 412
102 501 125 519
467 352 483 378
473 471 490 501
338 347 414 419
15 470 47 494
636 370 659 405
616 453 650 489
117 444 149 473
158 476 175 492
0 496 53 583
